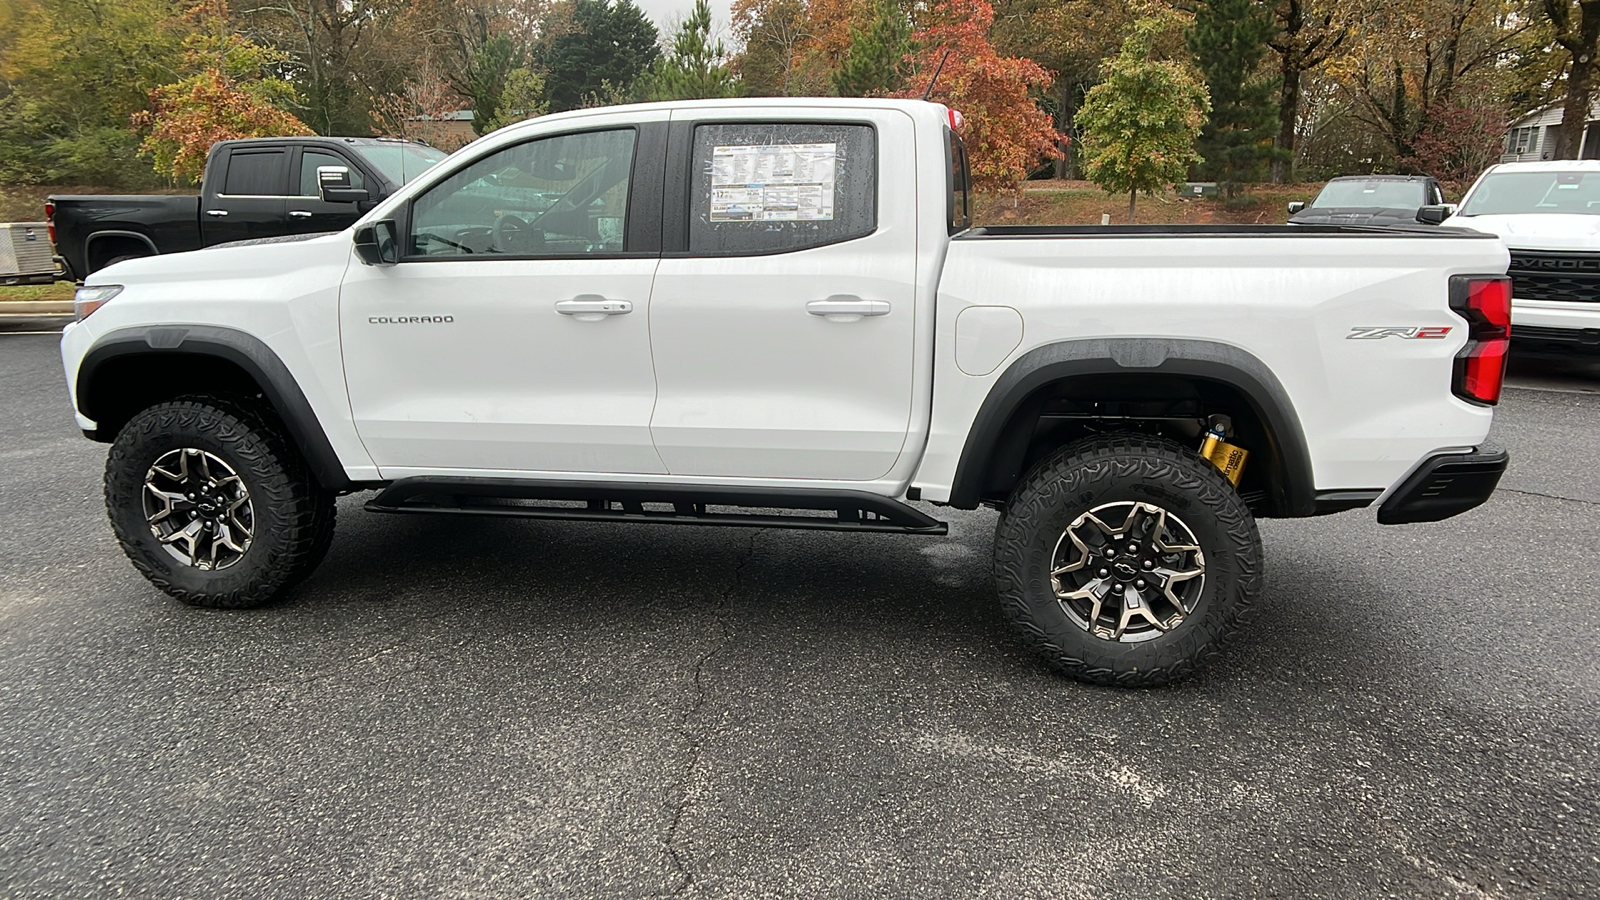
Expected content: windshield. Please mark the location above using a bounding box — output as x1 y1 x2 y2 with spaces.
352 143 448 185
1458 171 1600 216
1312 180 1427 209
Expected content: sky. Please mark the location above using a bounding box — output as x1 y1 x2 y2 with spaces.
636 0 736 38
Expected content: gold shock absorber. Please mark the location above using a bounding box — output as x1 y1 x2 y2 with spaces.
1199 417 1248 486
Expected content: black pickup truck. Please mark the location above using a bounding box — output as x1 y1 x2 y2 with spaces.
47 136 448 279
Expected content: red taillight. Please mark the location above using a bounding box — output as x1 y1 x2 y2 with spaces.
1449 275 1511 405
44 200 55 245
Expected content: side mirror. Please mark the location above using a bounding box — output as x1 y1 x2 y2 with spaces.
318 165 370 204
1287 201 1306 214
1416 204 1454 225
353 220 399 266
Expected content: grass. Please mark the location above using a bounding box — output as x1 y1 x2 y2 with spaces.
0 282 75 302
0 183 190 223
972 181 1320 226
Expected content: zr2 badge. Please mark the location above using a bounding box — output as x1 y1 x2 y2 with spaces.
1347 326 1453 340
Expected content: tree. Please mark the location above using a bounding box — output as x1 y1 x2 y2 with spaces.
135 1 311 182
1324 0 1532 169
538 0 660 111
898 0 1060 192
989 0 1138 179
0 0 186 186
1543 0 1600 158
468 33 526 134
1401 101 1506 183
1188 0 1280 196
832 0 912 97
231 0 411 137
484 66 548 131
730 0 811 95
1076 13 1209 221
1266 0 1350 181
639 0 741 100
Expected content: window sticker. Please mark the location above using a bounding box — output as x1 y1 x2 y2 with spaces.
709 142 837 222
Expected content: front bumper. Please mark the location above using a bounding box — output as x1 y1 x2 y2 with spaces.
1377 444 1509 524
1512 298 1600 351
1512 324 1600 352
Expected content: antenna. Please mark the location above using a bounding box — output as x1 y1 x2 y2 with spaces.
922 48 953 102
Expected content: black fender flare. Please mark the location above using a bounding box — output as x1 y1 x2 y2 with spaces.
77 325 353 491
947 338 1315 515
83 230 159 272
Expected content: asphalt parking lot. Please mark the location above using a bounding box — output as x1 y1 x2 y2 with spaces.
2 331 1597 899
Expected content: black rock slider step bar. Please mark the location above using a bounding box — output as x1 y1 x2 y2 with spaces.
365 477 949 535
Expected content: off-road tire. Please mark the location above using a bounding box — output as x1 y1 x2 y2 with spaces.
993 434 1263 687
104 397 335 608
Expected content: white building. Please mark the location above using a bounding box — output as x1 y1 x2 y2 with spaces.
1503 101 1600 162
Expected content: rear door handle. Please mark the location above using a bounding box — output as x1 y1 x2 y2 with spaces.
205 209 229 217
556 296 633 322
289 210 312 219
807 297 890 323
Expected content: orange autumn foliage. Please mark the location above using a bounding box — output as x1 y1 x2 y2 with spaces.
898 0 1061 192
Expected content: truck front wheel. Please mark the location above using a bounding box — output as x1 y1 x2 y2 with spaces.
103 398 335 609
993 434 1263 686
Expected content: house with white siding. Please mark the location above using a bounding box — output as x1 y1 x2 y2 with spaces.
1503 101 1600 162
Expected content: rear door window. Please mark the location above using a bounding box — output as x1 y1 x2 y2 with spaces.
687 123 876 256
222 149 288 196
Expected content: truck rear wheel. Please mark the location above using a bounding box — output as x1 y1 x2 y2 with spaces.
993 434 1262 686
103 398 335 609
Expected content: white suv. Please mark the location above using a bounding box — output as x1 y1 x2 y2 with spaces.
1440 160 1600 353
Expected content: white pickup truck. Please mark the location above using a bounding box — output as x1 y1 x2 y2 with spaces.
1430 160 1600 354
60 98 1512 686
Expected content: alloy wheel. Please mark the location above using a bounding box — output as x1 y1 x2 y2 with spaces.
142 448 254 570
1050 501 1206 643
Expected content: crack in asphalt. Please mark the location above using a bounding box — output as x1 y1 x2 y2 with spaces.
662 528 760 897
1499 487 1600 507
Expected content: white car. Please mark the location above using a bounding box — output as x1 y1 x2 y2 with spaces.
1436 160 1600 353
60 98 1512 686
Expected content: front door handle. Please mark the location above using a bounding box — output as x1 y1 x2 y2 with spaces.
205 209 229 217
807 297 890 323
555 296 633 322
289 210 313 219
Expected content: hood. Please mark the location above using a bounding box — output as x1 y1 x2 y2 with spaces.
1442 213 1600 249
1289 206 1421 227
88 231 352 287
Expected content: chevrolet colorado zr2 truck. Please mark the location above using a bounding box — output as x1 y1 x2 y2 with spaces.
59 99 1513 686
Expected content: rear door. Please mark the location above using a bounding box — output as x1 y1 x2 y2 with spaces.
286 146 374 235
203 146 288 244
646 108 919 481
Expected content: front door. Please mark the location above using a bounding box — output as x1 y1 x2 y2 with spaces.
340 118 667 476
287 146 370 235
647 111 920 481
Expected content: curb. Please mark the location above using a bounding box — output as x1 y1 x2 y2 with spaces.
0 301 74 314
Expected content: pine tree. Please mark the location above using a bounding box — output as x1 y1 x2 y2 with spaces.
539 0 662 112
832 0 912 97
639 0 741 100
1187 0 1280 197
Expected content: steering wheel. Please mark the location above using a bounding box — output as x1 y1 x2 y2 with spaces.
492 213 544 254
